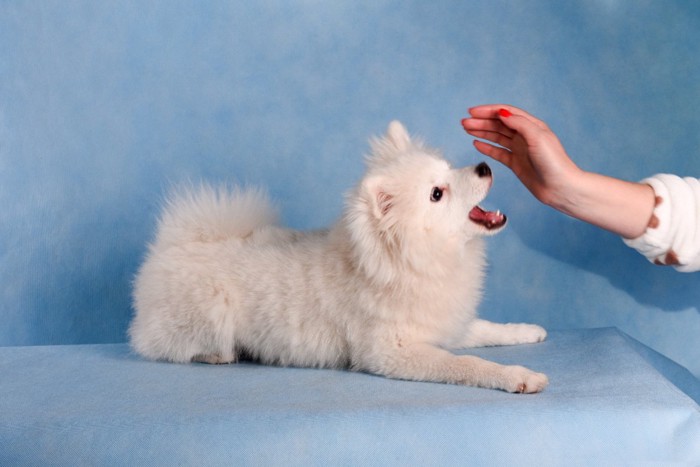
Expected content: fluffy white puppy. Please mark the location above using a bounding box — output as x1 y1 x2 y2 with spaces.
130 121 548 393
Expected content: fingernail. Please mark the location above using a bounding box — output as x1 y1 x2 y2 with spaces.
498 108 512 118
460 118 469 127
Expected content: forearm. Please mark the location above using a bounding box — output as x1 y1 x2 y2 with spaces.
548 170 656 239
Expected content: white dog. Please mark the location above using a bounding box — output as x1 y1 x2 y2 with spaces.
130 121 548 393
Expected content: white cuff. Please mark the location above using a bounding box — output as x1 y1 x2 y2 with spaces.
622 174 700 272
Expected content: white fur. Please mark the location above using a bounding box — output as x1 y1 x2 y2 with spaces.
130 121 548 393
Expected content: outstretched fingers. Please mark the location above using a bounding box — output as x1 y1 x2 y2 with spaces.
472 139 513 167
467 104 525 120
461 115 517 161
462 114 516 168
468 104 549 131
467 129 513 150
461 117 516 139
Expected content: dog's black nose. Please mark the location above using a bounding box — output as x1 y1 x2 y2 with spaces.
475 162 491 178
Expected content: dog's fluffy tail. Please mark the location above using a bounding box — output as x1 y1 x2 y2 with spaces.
152 184 278 250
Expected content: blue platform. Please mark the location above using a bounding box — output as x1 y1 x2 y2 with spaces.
1 328 698 465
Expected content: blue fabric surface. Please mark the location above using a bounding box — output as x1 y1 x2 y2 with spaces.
1 328 698 466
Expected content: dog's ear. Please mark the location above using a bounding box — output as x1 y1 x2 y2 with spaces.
386 121 411 151
367 121 413 168
363 176 393 219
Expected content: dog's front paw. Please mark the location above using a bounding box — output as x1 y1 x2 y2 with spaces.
508 323 547 345
460 320 548 348
502 365 549 394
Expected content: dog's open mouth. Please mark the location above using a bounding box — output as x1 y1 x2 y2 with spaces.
469 206 507 230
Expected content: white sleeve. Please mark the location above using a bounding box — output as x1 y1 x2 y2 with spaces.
622 174 700 272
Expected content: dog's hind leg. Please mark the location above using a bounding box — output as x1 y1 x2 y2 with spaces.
459 319 547 348
192 353 235 364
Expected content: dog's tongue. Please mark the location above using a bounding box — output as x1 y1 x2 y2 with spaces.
469 206 506 230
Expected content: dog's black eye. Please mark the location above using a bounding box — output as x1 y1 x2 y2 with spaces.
430 187 443 202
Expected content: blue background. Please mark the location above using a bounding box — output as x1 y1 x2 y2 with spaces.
1 1 698 377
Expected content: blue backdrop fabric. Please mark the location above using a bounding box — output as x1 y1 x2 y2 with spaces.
1 328 699 466
0 2 698 375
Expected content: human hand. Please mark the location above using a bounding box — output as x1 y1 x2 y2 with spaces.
461 105 582 208
462 105 655 239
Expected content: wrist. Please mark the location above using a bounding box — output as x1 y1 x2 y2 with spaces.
539 167 588 214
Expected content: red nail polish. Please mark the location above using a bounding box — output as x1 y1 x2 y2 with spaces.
498 108 512 118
